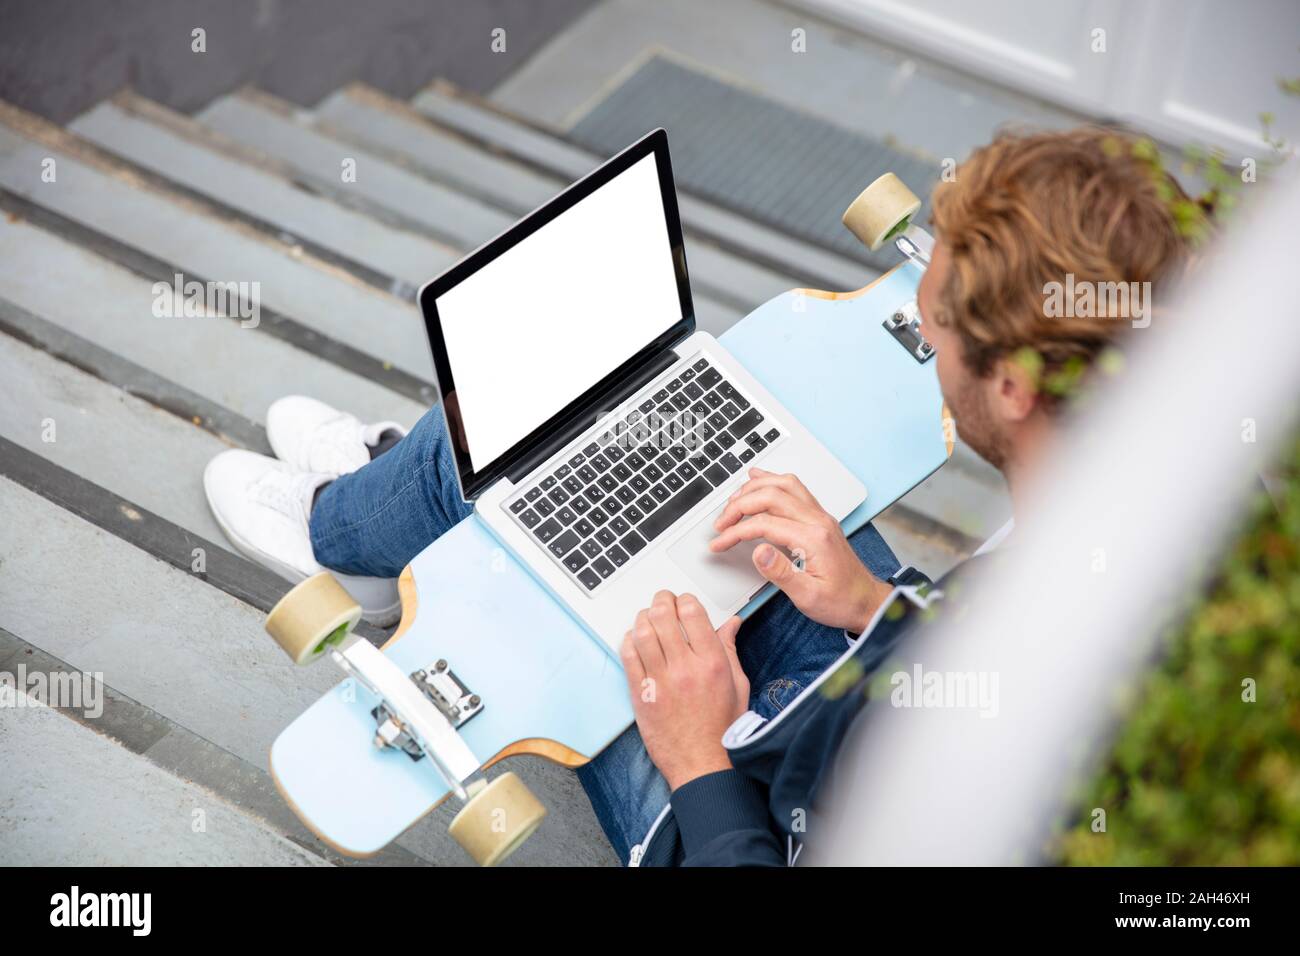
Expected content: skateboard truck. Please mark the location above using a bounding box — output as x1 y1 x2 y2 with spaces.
884 299 935 365
372 659 484 761
842 172 936 362
893 225 933 270
415 660 484 725
332 640 481 797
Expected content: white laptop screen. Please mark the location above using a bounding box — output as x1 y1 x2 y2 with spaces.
434 153 684 474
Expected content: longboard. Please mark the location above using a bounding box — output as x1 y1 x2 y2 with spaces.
264 174 948 864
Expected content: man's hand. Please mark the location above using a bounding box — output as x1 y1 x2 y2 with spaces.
621 591 748 790
710 467 891 634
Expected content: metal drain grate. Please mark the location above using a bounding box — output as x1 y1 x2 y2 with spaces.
569 55 936 272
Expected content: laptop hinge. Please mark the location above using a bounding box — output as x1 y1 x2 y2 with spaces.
504 345 681 486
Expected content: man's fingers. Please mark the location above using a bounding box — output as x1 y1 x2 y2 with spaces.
716 615 742 650
751 542 808 592
709 513 807 554
647 590 689 664
619 630 646 691
675 593 720 653
717 615 745 672
631 607 668 672
726 468 818 508
713 486 818 532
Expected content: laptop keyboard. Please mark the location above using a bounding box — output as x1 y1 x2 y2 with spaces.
504 355 782 594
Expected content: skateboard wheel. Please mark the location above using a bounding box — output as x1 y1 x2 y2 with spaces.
449 771 547 866
842 172 922 251
265 573 363 665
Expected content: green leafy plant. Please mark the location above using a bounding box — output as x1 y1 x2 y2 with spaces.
1052 437 1300 865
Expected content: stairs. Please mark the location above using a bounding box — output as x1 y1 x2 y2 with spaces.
0 76 1006 865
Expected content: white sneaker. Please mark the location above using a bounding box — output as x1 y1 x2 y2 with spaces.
266 396 406 478
203 450 400 625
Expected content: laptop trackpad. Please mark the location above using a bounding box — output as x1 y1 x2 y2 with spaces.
666 504 768 611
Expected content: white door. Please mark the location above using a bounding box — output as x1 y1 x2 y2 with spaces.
808 0 1300 156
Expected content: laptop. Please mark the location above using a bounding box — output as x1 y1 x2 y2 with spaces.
419 129 865 652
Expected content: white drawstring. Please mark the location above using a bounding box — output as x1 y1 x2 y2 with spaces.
788 835 803 866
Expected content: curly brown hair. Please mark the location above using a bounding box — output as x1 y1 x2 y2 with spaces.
929 128 1198 407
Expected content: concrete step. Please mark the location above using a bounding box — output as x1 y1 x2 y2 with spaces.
0 330 238 545
317 85 563 224
412 79 871 294
197 88 743 336
0 475 351 808
0 625 424 865
0 218 428 431
0 101 434 384
68 92 457 294
0 475 616 866
0 693 330 866
893 451 1011 544
199 87 517 250
317 83 797 316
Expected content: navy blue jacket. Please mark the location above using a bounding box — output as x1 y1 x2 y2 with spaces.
634 559 982 867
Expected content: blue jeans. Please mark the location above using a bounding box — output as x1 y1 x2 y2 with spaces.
310 406 900 862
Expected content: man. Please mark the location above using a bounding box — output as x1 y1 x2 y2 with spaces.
205 128 1195 865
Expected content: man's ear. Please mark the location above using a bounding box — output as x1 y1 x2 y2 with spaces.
990 354 1040 424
